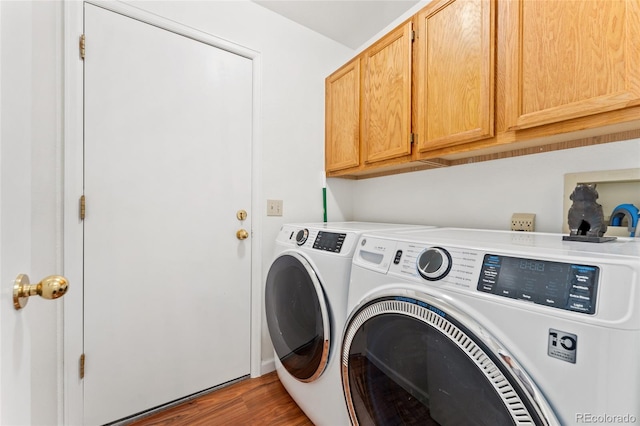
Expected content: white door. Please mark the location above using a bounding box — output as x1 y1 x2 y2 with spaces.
0 14 34 419
1 2 60 424
0 131 34 426
83 5 253 425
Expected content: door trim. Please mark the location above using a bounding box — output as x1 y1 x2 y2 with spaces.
62 2 263 424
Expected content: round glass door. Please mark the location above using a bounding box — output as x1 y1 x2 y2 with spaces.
265 252 330 382
342 296 553 425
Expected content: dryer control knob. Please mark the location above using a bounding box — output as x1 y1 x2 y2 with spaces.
417 247 452 281
295 229 309 246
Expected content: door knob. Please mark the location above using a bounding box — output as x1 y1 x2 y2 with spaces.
13 274 69 310
236 229 249 240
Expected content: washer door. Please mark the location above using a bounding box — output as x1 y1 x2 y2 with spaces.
342 296 555 426
265 252 330 382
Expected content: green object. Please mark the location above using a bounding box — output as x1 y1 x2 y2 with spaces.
323 187 327 222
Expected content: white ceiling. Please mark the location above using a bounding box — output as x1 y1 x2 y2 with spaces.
252 0 420 49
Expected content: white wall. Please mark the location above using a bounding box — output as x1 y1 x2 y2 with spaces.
331 138 640 232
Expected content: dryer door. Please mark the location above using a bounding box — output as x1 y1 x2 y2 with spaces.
265 252 330 382
342 296 557 426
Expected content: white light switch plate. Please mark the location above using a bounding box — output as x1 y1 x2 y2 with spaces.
267 199 283 216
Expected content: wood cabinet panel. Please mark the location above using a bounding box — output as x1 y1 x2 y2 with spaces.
324 0 640 179
325 59 361 172
362 21 413 164
415 0 494 152
504 0 640 130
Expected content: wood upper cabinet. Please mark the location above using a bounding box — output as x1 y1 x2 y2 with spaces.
325 58 361 172
415 0 495 153
361 21 413 164
325 0 640 178
504 0 640 130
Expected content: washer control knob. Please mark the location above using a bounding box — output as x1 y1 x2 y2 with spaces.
417 247 452 281
295 229 309 246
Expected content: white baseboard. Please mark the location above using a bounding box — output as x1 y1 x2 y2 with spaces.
259 358 275 376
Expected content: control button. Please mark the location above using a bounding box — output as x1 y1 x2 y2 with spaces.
500 288 516 298
295 229 309 246
480 267 498 285
568 299 591 312
542 297 561 307
478 283 494 292
571 266 597 287
416 247 452 281
570 283 591 296
518 292 535 302
393 250 403 265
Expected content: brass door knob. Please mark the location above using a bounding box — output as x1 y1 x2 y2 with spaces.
13 274 69 310
236 229 249 240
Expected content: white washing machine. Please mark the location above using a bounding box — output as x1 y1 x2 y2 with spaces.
265 222 433 426
342 227 640 426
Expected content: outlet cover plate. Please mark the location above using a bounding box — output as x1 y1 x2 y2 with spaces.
511 213 535 232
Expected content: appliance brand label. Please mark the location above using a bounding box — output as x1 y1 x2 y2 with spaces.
548 328 577 363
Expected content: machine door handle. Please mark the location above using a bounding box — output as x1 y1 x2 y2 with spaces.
13 274 69 310
236 229 249 240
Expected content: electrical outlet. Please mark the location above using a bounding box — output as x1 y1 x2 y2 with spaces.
267 199 283 216
511 213 535 232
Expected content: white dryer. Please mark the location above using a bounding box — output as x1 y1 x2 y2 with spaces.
265 222 432 426
343 228 640 426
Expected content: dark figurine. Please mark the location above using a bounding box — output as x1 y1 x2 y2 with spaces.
567 184 608 238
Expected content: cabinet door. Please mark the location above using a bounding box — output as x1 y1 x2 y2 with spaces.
326 58 360 172
504 0 640 130
415 0 495 153
362 21 413 164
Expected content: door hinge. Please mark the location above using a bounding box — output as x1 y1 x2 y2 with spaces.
79 34 86 60
80 195 86 220
79 353 86 379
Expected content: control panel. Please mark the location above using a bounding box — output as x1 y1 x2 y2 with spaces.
354 237 602 315
477 254 599 314
278 225 353 255
313 231 347 253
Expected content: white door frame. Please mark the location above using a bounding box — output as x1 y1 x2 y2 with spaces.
63 2 263 423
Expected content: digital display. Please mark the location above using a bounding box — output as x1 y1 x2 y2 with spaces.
477 254 599 314
313 231 346 253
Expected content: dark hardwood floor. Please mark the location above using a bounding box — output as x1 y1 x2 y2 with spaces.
127 372 313 426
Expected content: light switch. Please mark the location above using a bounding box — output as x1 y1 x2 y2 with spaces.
267 199 283 216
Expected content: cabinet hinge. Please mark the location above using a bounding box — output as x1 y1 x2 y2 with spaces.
79 353 86 379
411 30 415 42
79 34 85 60
80 195 86 220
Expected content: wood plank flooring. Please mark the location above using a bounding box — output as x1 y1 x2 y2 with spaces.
127 372 313 426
